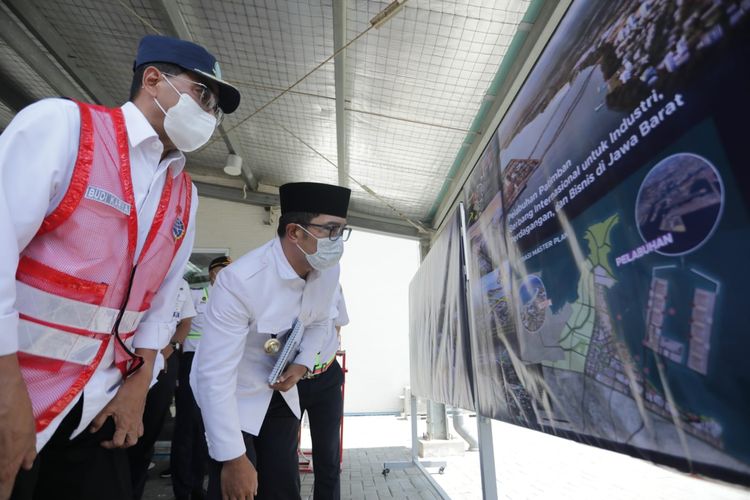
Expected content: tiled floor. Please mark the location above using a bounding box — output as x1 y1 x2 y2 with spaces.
143 446 440 500
144 415 750 500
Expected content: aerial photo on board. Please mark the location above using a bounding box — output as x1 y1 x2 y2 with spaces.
460 0 750 483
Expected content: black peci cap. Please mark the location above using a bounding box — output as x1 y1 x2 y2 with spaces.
208 256 232 272
134 35 241 114
279 182 351 218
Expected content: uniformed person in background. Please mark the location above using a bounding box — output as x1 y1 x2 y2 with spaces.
128 278 196 499
191 182 351 500
298 285 349 500
170 256 231 500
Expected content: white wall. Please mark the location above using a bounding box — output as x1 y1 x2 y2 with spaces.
194 196 421 414
194 196 275 258
338 230 420 414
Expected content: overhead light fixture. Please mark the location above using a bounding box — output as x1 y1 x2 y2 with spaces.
223 153 243 176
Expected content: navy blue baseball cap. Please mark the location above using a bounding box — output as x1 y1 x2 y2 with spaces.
134 35 240 114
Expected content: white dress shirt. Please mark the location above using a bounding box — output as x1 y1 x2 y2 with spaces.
191 238 339 461
0 98 198 449
334 286 349 329
184 285 210 353
152 279 197 381
174 278 198 327
316 285 350 367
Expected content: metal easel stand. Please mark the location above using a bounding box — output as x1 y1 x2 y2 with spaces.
382 397 500 500
382 395 450 499
476 415 498 500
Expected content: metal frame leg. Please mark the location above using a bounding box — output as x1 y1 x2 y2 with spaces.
477 416 498 500
382 395 450 499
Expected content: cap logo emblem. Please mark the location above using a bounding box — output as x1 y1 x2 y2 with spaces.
213 61 222 78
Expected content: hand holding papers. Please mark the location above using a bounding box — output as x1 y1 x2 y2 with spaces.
267 319 305 385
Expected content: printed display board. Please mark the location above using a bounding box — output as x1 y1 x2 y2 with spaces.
462 0 750 484
409 208 475 411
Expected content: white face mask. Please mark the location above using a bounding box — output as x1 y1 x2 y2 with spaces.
296 224 344 271
154 77 217 152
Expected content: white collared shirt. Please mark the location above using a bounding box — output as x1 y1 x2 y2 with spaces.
184 284 210 353
315 285 349 368
0 98 198 449
174 278 198 327
334 286 349 328
191 238 339 461
152 278 197 382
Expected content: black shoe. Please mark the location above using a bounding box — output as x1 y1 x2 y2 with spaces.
159 467 172 478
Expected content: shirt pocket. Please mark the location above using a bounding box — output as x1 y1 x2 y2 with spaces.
255 318 294 336
195 300 208 316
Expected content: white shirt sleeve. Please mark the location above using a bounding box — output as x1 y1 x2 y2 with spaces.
0 99 79 355
192 269 252 461
190 288 203 310
180 281 197 320
294 322 331 370
334 286 349 327
132 183 198 351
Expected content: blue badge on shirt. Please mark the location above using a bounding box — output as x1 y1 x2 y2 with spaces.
172 217 185 240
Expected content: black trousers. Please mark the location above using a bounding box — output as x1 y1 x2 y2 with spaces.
207 391 300 500
171 351 209 498
11 395 132 500
127 351 180 500
297 360 344 500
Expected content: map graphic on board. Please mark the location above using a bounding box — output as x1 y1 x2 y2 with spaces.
460 0 750 485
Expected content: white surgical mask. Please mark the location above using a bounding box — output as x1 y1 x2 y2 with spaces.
296 225 344 271
154 77 217 152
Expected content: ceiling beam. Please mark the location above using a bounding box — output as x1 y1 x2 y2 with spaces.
0 4 91 102
152 0 259 191
195 181 278 206
194 181 421 239
332 0 349 188
346 210 421 240
0 103 11 130
3 0 117 106
0 69 34 111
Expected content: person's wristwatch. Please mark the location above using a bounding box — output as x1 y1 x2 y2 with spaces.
170 341 181 351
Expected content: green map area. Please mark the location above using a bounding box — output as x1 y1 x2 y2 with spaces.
544 214 619 372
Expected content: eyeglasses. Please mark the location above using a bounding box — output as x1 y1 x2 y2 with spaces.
163 73 223 122
303 223 352 241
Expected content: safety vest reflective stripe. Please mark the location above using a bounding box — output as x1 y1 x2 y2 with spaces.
16 281 145 335
17 320 103 366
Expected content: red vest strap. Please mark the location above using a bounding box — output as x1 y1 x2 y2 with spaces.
108 106 139 259
142 172 193 261
139 174 173 262
38 100 95 236
173 172 193 258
